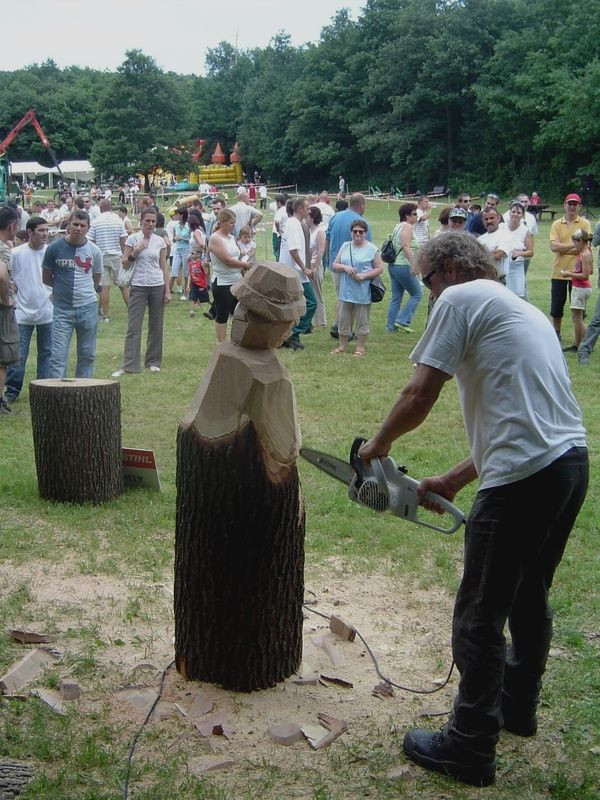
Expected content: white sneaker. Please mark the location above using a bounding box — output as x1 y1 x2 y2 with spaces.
179 294 187 301
189 310 196 318
103 317 110 323
111 369 125 378
148 366 160 373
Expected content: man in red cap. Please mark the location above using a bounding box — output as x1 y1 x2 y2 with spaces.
549 194 591 344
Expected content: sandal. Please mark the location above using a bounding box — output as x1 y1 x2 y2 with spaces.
331 347 347 354
353 349 366 358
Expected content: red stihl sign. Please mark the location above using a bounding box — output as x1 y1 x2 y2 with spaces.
122 448 161 490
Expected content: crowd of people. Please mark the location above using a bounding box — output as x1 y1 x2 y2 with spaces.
1 185 599 413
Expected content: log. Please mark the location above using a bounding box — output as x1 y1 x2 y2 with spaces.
0 760 34 798
29 378 124 504
174 342 305 692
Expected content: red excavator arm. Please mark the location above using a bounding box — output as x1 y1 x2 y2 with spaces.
0 110 63 177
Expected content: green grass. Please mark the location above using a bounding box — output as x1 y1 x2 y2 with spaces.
1 195 599 798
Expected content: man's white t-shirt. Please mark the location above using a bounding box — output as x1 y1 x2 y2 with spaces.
11 243 52 325
280 216 308 284
274 206 288 236
410 280 586 490
478 229 511 279
230 201 258 236
314 201 335 227
413 208 430 245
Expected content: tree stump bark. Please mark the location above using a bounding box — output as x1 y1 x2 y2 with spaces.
29 378 124 505
0 761 34 798
174 343 305 692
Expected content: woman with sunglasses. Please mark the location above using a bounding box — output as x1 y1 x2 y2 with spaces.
331 218 383 357
386 202 423 334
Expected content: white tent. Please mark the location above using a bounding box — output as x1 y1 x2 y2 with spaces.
10 159 95 188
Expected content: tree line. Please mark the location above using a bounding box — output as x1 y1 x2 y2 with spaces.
0 0 598 199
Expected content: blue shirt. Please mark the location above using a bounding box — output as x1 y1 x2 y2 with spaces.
326 210 372 268
337 241 378 304
42 237 103 308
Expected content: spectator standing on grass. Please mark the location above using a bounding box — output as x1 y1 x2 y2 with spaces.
478 206 511 285
111 207 171 377
549 193 591 343
230 191 263 237
326 193 371 339
360 232 588 788
385 203 423 334
208 209 249 344
88 199 128 322
504 200 534 300
307 205 327 327
331 218 383 357
559 229 593 354
577 218 600 364
272 194 287 260
42 210 103 379
0 206 21 415
279 198 317 350
170 208 190 300
3 217 52 404
413 195 432 246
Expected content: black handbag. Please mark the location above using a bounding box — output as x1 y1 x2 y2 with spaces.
380 236 397 264
370 275 386 303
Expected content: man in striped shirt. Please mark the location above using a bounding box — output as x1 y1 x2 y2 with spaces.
88 199 128 322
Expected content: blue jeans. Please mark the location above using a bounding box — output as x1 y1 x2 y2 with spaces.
50 302 98 379
4 322 53 400
447 446 588 757
578 291 600 358
386 264 423 330
292 283 317 336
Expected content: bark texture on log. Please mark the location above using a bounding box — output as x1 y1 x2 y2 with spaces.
175 421 305 692
0 761 34 798
29 378 124 505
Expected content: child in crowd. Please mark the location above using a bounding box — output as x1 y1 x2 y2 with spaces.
560 229 593 351
186 251 210 318
237 226 256 267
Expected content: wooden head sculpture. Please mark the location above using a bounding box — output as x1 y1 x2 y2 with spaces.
230 261 306 349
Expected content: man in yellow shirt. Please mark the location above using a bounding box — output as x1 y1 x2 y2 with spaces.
549 193 591 342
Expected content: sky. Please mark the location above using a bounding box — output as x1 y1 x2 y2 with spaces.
3 0 366 75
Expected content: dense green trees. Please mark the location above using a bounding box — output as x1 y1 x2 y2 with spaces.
0 0 598 198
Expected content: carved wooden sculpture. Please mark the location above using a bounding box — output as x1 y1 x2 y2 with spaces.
174 262 306 691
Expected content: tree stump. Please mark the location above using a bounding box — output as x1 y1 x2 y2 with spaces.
0 760 34 798
29 378 124 504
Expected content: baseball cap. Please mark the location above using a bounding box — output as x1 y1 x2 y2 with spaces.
448 207 468 220
565 193 582 203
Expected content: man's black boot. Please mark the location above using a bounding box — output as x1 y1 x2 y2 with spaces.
501 691 538 737
403 728 496 787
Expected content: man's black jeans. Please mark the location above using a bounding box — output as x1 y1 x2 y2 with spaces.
447 446 589 756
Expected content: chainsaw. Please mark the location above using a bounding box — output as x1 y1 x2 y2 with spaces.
300 437 466 535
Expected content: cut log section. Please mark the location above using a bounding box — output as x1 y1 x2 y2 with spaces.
174 343 305 692
29 378 124 505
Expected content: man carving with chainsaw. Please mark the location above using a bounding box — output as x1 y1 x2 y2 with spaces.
360 232 588 787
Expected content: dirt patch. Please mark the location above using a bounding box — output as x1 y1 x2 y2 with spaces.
1 557 461 795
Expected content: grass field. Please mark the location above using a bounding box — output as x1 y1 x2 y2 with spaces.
0 195 599 799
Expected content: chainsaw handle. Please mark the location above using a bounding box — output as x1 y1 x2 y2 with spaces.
371 457 465 535
419 491 466 534
370 456 389 497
